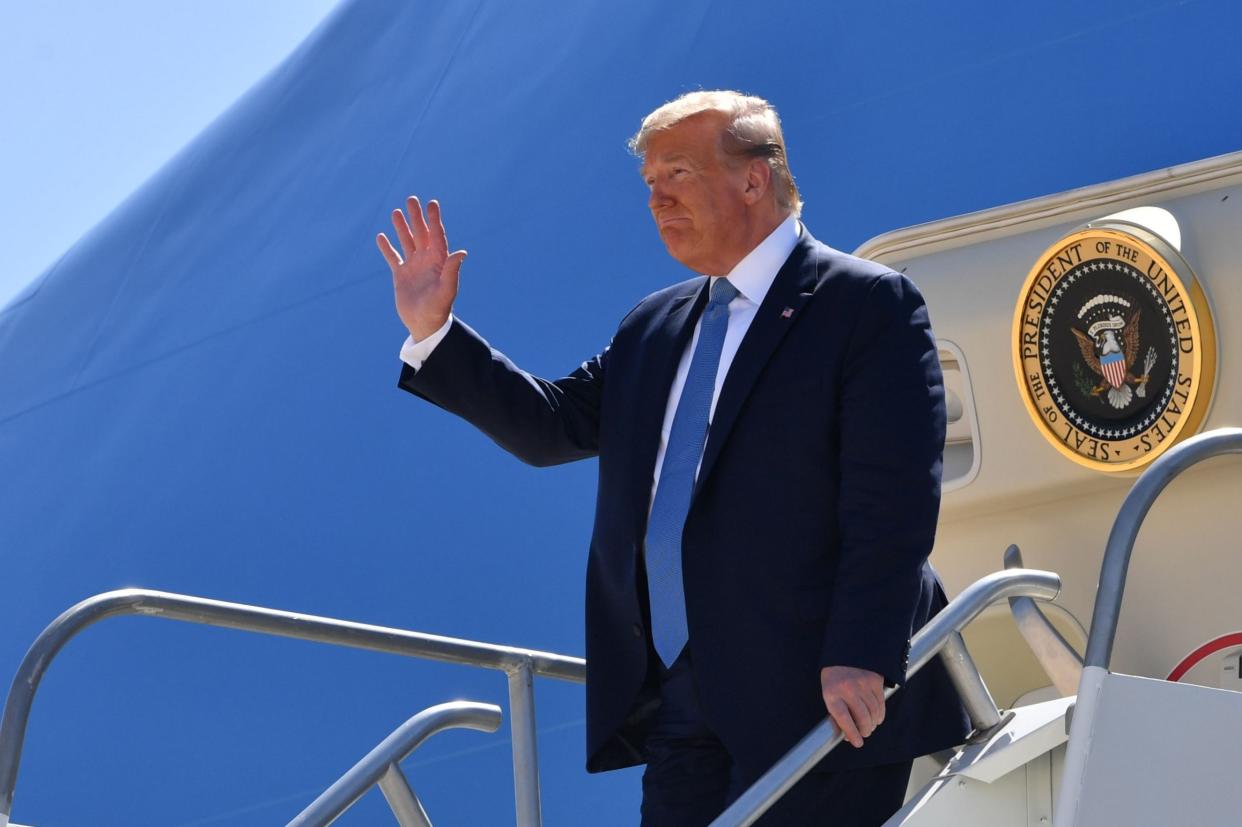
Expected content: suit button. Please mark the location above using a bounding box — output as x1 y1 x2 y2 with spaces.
632 623 643 639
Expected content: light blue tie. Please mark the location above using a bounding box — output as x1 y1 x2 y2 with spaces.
646 277 739 667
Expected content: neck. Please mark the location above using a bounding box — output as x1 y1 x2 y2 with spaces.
710 208 791 276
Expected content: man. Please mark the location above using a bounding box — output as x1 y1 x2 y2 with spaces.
378 91 969 825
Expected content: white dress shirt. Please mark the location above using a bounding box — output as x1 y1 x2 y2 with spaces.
647 215 799 501
399 214 801 504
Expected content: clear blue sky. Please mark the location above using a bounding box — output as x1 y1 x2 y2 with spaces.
0 0 340 310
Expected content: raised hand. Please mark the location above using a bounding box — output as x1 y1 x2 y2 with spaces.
377 196 467 341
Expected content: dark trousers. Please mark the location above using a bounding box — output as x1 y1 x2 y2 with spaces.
640 651 912 827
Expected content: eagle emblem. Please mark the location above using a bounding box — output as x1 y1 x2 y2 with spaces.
1071 294 1158 410
1014 226 1213 472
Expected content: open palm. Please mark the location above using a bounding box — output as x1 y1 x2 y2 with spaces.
377 196 467 340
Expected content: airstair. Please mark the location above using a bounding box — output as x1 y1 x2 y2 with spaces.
3 429 1240 826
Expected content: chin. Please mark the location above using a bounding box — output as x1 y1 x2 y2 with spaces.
659 243 696 271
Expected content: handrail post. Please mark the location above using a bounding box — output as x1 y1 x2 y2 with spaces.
507 657 542 827
1083 427 1242 670
1003 544 1083 697
378 764 432 827
938 632 1002 734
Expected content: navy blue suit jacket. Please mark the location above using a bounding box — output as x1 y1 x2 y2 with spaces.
399 228 969 777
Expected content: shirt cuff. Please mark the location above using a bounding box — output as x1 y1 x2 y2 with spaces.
399 315 454 370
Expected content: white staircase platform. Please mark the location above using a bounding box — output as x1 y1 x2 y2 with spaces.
889 696 1072 826
1056 666 1242 826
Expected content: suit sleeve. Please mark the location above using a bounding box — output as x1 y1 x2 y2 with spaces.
398 317 606 467
820 272 946 686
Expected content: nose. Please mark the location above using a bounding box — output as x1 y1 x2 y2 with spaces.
648 181 673 212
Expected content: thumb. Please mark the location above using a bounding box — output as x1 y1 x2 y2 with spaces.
444 250 468 289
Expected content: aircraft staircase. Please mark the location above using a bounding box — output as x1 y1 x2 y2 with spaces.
3 429 1241 826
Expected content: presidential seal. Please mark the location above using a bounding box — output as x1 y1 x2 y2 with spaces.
1013 224 1216 472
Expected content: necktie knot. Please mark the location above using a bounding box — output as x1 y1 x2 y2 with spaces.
709 278 739 308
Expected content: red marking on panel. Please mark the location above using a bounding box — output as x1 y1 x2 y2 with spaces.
1166 631 1242 682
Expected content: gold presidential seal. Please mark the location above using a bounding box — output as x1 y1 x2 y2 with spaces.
1013 225 1216 472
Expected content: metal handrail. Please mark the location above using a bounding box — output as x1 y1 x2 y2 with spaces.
709 567 1062 827
1004 544 1084 696
288 700 502 827
1083 427 1242 670
0 589 585 827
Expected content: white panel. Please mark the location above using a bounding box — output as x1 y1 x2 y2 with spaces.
956 697 1072 783
890 701 1071 826
1057 671 1242 825
889 771 1028 826
1025 753 1053 826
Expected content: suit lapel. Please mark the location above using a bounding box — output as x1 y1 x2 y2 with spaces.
693 234 822 498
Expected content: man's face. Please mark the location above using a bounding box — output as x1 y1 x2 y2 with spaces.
640 113 753 276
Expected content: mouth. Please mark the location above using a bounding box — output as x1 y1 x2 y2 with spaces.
657 216 690 230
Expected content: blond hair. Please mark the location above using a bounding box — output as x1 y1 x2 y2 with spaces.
629 90 803 217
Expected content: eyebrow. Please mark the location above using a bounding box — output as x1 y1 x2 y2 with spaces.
639 152 694 179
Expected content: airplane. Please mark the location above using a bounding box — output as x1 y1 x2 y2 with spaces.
2 0 1240 823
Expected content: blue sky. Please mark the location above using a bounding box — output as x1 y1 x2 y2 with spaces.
0 0 340 310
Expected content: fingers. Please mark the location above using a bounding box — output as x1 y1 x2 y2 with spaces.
427 199 449 254
376 233 402 269
824 697 864 749
391 207 417 258
407 195 431 249
821 666 886 749
863 685 886 728
846 693 875 739
382 197 455 268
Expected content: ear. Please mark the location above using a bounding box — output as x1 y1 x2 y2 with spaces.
742 158 772 205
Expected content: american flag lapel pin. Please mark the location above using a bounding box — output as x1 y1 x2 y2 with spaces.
781 307 795 318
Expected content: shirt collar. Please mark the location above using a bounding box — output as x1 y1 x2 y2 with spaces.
711 214 800 305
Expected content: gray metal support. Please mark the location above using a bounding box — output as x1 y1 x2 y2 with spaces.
0 590 582 826
708 567 1061 827
938 632 1002 733
287 701 501 827
1084 428 1242 670
507 658 542 827
378 764 432 827
1003 544 1084 696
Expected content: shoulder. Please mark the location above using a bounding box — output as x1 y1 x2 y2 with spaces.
614 275 703 330
801 228 894 283
634 275 703 311
801 228 921 308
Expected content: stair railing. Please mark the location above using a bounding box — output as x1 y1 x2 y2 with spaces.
289 700 502 827
4 541 1108 826
0 589 584 827
1083 427 1242 671
708 566 1062 827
